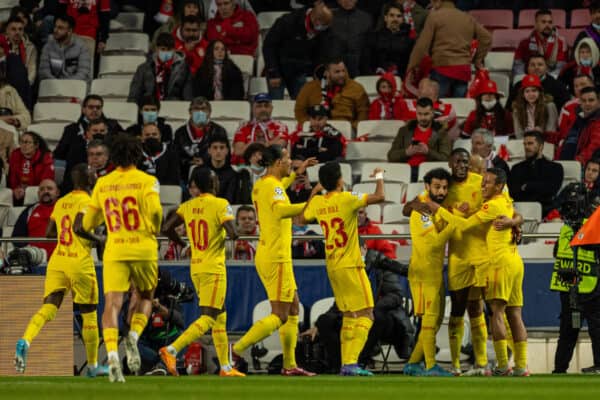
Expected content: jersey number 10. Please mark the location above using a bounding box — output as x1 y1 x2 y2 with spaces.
319 217 348 250
104 197 141 232
188 219 209 250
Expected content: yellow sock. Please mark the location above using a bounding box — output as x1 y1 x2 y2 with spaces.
448 316 464 369
81 311 99 366
129 313 149 339
340 317 356 365
493 339 509 369
408 337 424 364
171 315 216 353
103 328 119 355
348 317 373 365
513 341 528 370
504 314 514 354
279 315 299 369
422 315 438 370
470 314 488 367
23 303 57 343
212 312 230 368
233 314 282 354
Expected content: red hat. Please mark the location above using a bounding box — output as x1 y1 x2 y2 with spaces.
475 79 503 98
521 74 542 90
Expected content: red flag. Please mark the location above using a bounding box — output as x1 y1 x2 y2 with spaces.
571 207 600 247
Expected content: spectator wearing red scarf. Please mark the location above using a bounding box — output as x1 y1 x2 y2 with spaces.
174 15 209 75
58 0 111 61
8 131 54 206
369 73 402 120
205 0 258 56
0 17 37 85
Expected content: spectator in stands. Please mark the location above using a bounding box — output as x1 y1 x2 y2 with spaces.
152 0 205 47
173 97 227 180
362 3 413 78
0 16 37 85
392 0 427 38
470 128 510 177
291 214 325 259
192 39 245 100
387 97 451 182
8 132 54 206
329 0 372 78
128 33 193 106
174 15 209 75
559 39 600 95
462 79 514 138
506 54 570 111
12 178 58 257
86 139 114 179
368 72 402 120
584 158 600 197
126 95 174 144
406 0 491 98
263 2 337 99
201 132 238 203
232 93 289 165
58 0 110 62
558 75 595 145
290 104 346 163
295 58 369 129
138 123 181 186
287 169 313 204
560 87 600 166
226 205 257 260
357 207 396 259
513 9 567 79
512 74 558 139
38 15 90 82
205 0 259 56
508 130 564 217
0 62 30 131
235 142 266 199
574 0 600 51
8 5 39 48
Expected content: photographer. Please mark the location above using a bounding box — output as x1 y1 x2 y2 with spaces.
550 183 600 373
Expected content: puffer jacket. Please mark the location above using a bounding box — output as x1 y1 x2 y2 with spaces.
38 36 91 81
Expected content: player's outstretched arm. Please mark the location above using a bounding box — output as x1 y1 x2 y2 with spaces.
45 220 57 238
223 220 239 241
366 168 385 205
162 212 187 248
73 212 106 244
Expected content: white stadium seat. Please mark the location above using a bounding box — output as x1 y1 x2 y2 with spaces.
441 98 476 119
38 79 88 103
309 297 335 326
110 12 145 32
33 103 81 123
7 206 25 226
91 78 132 101
257 11 288 31
558 160 582 183
359 162 410 184
270 100 296 120
230 54 255 77
484 52 515 73
453 138 472 152
98 55 145 78
28 123 65 149
417 162 450 182
24 186 38 206
103 102 138 127
356 120 404 141
366 204 382 223
382 203 407 224
405 182 425 203
345 142 390 161
249 77 268 97
536 222 563 235
159 185 182 207
105 32 149 54
159 101 189 125
506 139 525 161
210 101 251 121
514 201 542 233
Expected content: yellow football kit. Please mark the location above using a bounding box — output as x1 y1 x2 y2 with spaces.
304 191 373 312
177 193 234 309
82 167 163 293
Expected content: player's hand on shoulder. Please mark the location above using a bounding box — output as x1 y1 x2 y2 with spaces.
425 200 440 214
412 200 432 215
493 215 513 230
457 202 470 213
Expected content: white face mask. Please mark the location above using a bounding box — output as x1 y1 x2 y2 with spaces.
481 99 497 110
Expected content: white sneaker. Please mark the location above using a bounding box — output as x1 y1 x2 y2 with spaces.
463 365 492 376
124 335 141 374
449 366 462 376
108 357 125 383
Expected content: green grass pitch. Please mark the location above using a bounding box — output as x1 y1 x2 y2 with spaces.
2 375 600 400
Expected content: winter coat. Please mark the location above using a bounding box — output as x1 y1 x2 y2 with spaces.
38 36 91 81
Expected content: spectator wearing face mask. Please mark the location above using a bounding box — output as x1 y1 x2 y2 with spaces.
138 123 181 186
558 38 600 95
126 96 174 144
174 15 209 75
461 80 513 138
368 73 402 120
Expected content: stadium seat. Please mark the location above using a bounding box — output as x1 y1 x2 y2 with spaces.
518 242 554 258
562 28 581 47
417 162 450 182
366 204 382 223
38 79 87 103
382 203 407 224
356 120 404 141
469 9 513 30
506 139 525 160
309 297 335 326
489 72 510 99
109 12 145 32
0 187 11 205
257 11 288 32
90 78 132 101
378 223 410 235
7 206 24 226
453 138 471 152
98 55 145 78
159 101 189 125
536 221 563 234
345 142 390 161
352 182 404 204
517 9 566 28
256 53 265 77
249 77 268 97
230 54 254 78
105 32 149 54
306 224 323 234
210 101 251 121
103 102 138 127
441 98 476 119
514 201 542 232
570 9 591 28
33 103 81 123
24 186 38 206
543 142 555 160
558 160 582 183
212 119 241 140
159 185 182 207
484 52 515 73
359 162 410 184
28 123 66 149
270 100 296 120
491 29 530 51
306 163 352 188
354 75 402 97
404 182 424 204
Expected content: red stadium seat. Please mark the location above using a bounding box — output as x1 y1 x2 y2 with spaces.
469 9 513 30
491 29 530 51
562 28 582 48
570 9 590 28
517 9 566 28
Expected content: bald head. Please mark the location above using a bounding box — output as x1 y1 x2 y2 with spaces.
310 1 333 28
418 78 439 102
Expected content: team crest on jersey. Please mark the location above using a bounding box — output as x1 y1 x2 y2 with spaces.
274 187 285 200
226 205 233 216
421 214 432 228
351 191 363 199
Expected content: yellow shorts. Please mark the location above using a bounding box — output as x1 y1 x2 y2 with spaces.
447 261 476 292
485 257 524 307
256 260 297 302
328 267 374 312
44 263 98 304
103 260 158 293
410 280 442 317
191 272 227 309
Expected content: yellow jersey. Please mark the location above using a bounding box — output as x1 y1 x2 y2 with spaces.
177 193 234 275
49 190 94 272
409 192 455 284
82 166 163 261
252 174 305 263
443 172 488 266
304 191 368 271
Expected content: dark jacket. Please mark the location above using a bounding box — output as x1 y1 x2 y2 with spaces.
290 124 346 163
138 144 181 186
330 7 372 77
361 23 414 77
508 156 564 217
491 155 511 179
506 74 570 111
192 60 245 101
387 120 451 163
201 163 239 204
263 7 342 80
560 109 600 166
173 121 227 180
126 116 174 144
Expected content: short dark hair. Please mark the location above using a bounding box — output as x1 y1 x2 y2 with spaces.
55 14 75 29
416 97 434 109
87 139 109 153
190 167 216 194
5 16 24 26
87 118 106 130
139 95 160 110
424 168 451 185
527 54 547 65
258 145 284 168
574 73 594 85
208 132 230 147
450 147 470 158
487 167 507 186
318 161 342 192
524 129 544 144
382 3 402 16
581 86 599 98
535 8 552 19
236 205 255 219
71 163 91 189
243 142 266 165
83 94 104 108
110 133 143 167
587 158 600 168
155 32 175 49
182 14 202 26
325 57 345 68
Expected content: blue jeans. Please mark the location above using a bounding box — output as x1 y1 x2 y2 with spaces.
429 70 468 98
268 73 308 100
